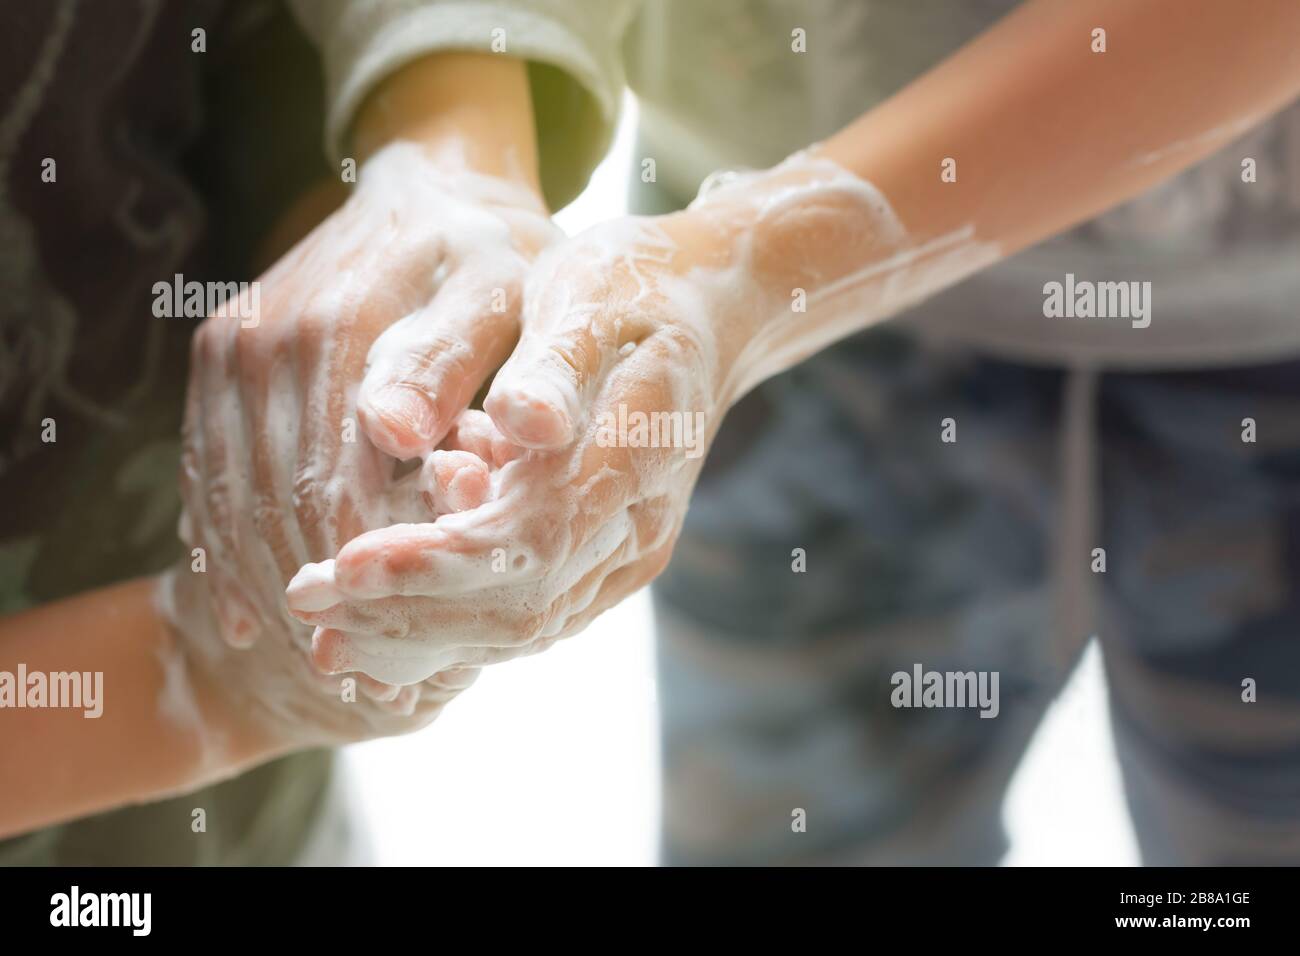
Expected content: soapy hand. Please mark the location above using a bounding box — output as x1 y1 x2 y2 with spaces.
282 212 737 684
169 142 558 742
160 413 502 744
285 153 918 685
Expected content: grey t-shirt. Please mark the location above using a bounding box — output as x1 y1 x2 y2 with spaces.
625 0 1300 368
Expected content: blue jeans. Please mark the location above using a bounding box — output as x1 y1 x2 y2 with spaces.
653 326 1300 865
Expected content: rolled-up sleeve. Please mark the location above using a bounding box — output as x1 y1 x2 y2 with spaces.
288 0 638 207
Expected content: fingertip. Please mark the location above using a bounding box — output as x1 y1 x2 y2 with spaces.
447 409 525 467
357 384 441 459
444 409 496 460
286 560 344 613
428 666 481 693
310 627 351 675
484 381 575 449
379 685 421 716
358 674 402 702
422 449 491 514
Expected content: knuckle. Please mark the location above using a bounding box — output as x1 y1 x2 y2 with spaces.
404 330 472 384
547 340 586 379
521 518 568 568
250 497 282 541
205 475 235 535
333 547 367 586
644 544 675 581
233 317 272 372
630 497 677 553
382 616 411 640
194 319 229 368
297 313 329 344
515 609 549 646
655 324 708 372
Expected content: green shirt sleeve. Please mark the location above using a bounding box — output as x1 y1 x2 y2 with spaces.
287 0 640 210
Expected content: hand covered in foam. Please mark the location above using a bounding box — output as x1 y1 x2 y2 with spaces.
168 142 557 743
284 153 926 685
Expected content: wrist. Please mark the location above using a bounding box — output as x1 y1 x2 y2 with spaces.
153 569 298 770
679 153 932 405
686 154 910 310
351 52 541 198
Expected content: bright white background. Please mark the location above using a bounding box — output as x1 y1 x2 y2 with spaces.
346 97 1141 867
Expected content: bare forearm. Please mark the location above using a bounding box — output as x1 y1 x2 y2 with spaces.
819 0 1300 255
676 0 1300 402
0 578 287 840
351 52 541 194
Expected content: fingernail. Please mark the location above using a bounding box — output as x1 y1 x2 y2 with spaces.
286 560 344 612
366 386 439 452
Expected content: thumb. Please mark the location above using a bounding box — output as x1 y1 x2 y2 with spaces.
358 268 521 460
484 310 608 450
